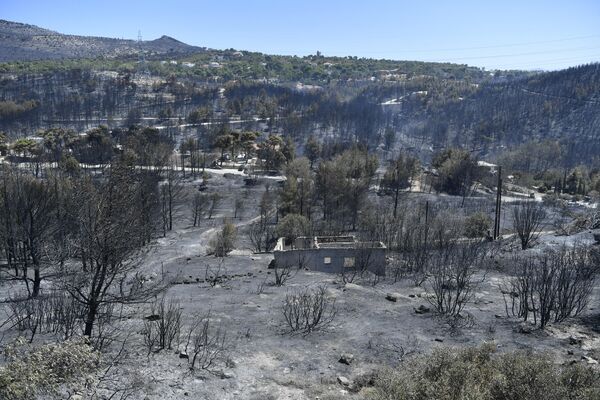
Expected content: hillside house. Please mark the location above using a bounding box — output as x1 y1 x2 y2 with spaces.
273 236 386 275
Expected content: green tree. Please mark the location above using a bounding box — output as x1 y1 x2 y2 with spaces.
257 135 286 171
432 148 479 199
276 213 310 248
280 157 314 218
305 135 321 167
210 221 237 256
214 134 233 166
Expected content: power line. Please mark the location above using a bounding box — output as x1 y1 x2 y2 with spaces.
266 34 600 56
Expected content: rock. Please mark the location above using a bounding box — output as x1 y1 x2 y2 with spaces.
226 358 236 368
414 305 430 314
144 314 160 321
385 293 399 302
339 353 354 365
582 356 598 365
219 370 236 379
344 283 363 291
434 338 444 342
494 314 503 319
408 294 416 298
337 376 351 386
517 323 533 334
581 356 598 364
179 352 189 359
569 336 583 346
568 350 574 355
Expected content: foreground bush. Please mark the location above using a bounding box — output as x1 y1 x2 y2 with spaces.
0 337 100 400
367 344 599 400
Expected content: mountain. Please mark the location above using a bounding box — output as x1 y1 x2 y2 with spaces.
0 19 203 62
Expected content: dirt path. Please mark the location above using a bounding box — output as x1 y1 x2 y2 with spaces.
142 212 263 277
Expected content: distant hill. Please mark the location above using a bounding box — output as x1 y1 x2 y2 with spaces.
0 19 203 62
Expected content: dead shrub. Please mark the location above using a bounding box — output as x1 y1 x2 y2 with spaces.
427 240 487 317
501 245 598 328
183 312 227 371
281 285 336 334
143 297 182 354
7 293 85 341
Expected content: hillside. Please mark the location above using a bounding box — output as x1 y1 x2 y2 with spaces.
408 63 600 164
0 19 203 61
0 20 598 168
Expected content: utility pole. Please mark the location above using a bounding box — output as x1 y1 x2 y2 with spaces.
424 200 429 249
493 166 502 240
137 30 149 78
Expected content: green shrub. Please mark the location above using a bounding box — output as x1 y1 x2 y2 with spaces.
0 337 100 400
367 344 600 400
209 221 237 257
464 212 491 238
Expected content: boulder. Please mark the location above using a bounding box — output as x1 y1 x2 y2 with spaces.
339 353 354 365
517 323 533 334
385 293 399 302
414 305 430 314
582 355 598 365
569 336 583 346
337 376 351 387
219 370 236 379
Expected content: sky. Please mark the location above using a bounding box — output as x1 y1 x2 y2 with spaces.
1 0 600 70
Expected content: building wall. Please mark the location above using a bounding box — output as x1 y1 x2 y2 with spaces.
273 247 386 276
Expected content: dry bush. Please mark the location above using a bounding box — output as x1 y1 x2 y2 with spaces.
143 297 182 354
512 201 546 249
271 260 296 286
7 294 86 341
501 246 599 328
183 312 227 371
427 240 487 317
394 217 431 285
339 243 378 284
205 260 227 287
248 218 274 253
281 285 336 334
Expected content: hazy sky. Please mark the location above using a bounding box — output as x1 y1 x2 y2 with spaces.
2 0 599 70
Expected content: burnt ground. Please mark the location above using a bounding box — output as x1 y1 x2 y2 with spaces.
0 170 599 400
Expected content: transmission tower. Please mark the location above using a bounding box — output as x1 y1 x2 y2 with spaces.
137 30 150 78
